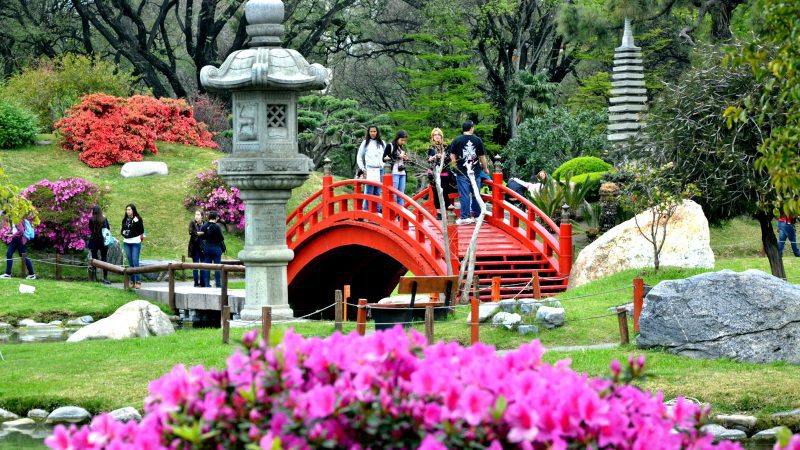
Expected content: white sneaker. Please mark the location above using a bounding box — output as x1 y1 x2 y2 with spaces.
0 274 10 279
456 218 474 225
26 274 36 280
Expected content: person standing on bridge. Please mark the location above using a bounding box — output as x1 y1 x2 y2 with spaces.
356 125 386 212
384 130 410 207
449 120 489 225
428 127 456 218
188 210 206 287
201 211 225 288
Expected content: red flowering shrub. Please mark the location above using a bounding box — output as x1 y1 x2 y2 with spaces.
188 93 230 134
55 94 218 168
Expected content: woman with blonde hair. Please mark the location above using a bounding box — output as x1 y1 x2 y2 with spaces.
427 127 456 219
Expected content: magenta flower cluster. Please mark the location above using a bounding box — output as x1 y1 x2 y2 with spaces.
184 167 245 231
1 178 108 253
45 327 778 450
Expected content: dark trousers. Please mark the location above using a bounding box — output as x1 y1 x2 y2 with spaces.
191 248 204 285
430 174 457 211
456 172 484 219
202 244 222 287
5 238 34 276
90 246 109 280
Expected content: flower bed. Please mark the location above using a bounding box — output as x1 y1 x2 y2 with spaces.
44 327 782 449
184 166 245 231
54 94 217 168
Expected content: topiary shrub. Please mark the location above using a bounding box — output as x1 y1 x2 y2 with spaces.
552 156 612 180
570 171 608 202
0 53 138 128
55 94 217 168
0 177 109 253
184 165 244 231
45 327 762 449
0 100 38 149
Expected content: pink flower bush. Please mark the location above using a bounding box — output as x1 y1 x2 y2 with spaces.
184 165 245 231
45 327 776 449
1 178 109 253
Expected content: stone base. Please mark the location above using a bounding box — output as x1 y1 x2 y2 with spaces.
239 304 294 321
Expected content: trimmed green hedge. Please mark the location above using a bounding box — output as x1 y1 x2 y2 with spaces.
0 100 38 149
553 156 612 180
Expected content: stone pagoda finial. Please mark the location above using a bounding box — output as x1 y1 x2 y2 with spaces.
608 18 647 143
245 0 285 47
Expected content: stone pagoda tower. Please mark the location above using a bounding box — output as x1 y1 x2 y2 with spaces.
200 0 329 320
608 19 647 143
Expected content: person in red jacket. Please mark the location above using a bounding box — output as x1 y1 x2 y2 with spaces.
778 214 800 257
1 218 36 279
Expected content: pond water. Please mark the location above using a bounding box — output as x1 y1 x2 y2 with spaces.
0 429 48 449
0 326 77 344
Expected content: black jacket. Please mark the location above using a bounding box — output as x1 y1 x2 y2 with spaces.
121 216 144 240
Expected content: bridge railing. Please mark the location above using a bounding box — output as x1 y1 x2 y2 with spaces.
287 170 455 271
414 167 572 277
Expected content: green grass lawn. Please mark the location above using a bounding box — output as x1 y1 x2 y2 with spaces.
1 138 323 264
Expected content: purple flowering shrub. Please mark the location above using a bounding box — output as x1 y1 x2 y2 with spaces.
184 165 244 231
45 327 782 450
1 177 108 253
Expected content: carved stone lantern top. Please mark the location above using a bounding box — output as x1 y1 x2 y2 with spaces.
200 0 328 92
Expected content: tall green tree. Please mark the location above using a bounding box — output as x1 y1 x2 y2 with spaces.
389 0 496 150
634 47 785 277
727 0 800 218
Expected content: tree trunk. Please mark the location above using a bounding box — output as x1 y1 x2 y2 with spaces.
757 212 785 278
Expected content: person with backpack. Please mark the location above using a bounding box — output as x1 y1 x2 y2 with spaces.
88 205 112 284
1 216 36 280
200 211 225 288
121 203 145 289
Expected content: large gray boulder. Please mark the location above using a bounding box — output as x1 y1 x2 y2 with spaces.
637 270 800 363
46 406 91 425
120 161 168 178
67 300 174 342
569 200 714 288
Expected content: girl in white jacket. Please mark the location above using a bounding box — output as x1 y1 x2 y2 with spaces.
356 125 386 212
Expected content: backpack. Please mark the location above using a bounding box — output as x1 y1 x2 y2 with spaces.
102 227 116 247
23 219 35 240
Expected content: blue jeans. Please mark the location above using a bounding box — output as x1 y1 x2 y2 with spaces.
392 174 406 207
191 248 204 285
5 237 34 276
455 172 483 219
778 221 800 256
362 168 383 213
202 243 222 287
123 242 142 283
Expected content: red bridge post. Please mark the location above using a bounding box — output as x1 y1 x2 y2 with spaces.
559 204 573 277
322 158 333 220
382 156 394 221
491 155 504 221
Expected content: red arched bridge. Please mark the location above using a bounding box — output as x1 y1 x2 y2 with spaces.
286 167 572 315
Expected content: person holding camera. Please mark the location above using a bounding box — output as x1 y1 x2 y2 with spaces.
384 130 410 207
356 125 386 212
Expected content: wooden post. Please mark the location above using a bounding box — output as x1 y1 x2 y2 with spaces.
343 285 351 321
424 305 434 345
633 278 644 333
168 266 176 312
356 298 367 336
262 306 272 345
55 253 62 280
473 276 480 302
532 272 541 299
470 297 479 345
617 307 630 345
180 255 186 281
491 276 501 302
221 306 231 344
220 270 229 311
124 271 130 290
334 290 343 332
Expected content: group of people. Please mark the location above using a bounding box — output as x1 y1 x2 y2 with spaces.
188 210 226 288
355 120 488 225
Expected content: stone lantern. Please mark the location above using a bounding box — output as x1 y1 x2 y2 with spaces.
200 0 329 320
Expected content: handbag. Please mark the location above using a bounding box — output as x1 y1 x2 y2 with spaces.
102 228 117 247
